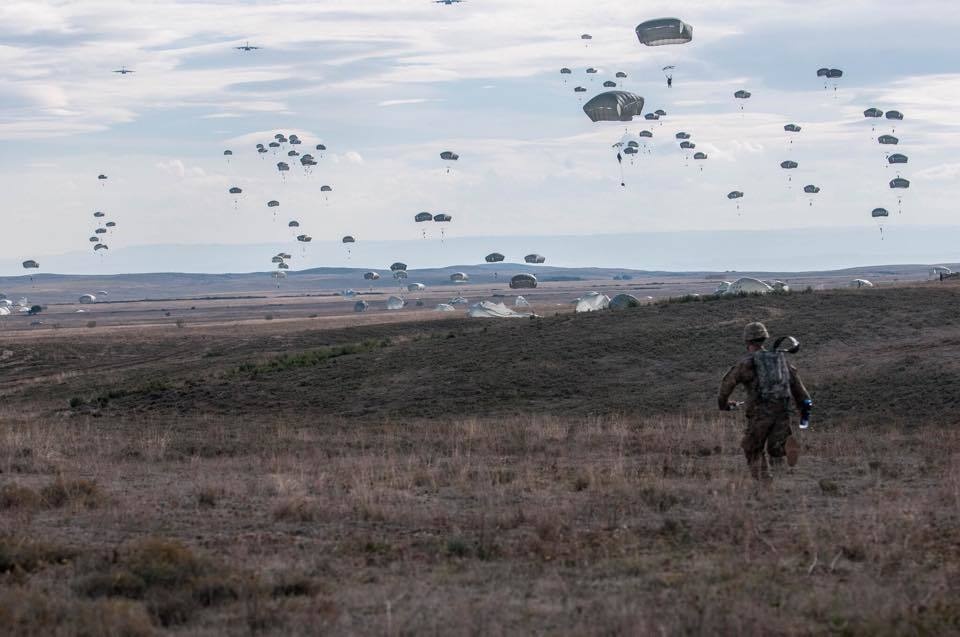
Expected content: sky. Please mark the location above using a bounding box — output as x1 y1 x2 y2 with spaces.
1 0 959 275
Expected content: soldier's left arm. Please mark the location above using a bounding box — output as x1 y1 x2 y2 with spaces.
789 364 811 409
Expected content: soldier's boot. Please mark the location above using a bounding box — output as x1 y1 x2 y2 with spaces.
785 437 800 467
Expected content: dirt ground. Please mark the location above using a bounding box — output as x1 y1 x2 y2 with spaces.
1 281 959 635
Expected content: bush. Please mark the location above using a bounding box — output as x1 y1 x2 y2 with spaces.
0 536 76 573
86 321 97 328
0 590 155 637
272 497 318 523
40 478 104 509
264 314 274 321
0 484 41 511
175 319 185 328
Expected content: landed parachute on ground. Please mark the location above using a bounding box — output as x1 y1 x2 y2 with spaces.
725 277 773 295
524 254 545 264
583 91 645 122
386 296 405 310
575 291 610 313
635 18 693 46
354 300 369 313
609 294 641 309
850 279 874 289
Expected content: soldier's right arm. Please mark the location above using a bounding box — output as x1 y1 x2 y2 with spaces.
717 363 741 410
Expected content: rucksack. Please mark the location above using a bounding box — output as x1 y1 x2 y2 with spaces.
752 351 792 402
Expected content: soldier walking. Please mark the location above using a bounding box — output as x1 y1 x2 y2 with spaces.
718 322 812 481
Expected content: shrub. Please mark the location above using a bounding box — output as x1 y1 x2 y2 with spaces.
0 484 41 511
40 478 104 509
0 536 77 573
86 321 97 328
273 497 318 523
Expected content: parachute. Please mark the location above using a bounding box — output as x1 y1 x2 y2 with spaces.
784 124 801 132
780 160 798 169
638 130 653 138
872 207 889 238
878 135 899 145
288 220 300 227
693 152 707 160
575 291 610 313
734 90 751 99
450 272 469 282
510 273 537 289
98 174 108 181
415 212 433 223
433 213 452 222
609 294 641 309
654 109 666 117
889 177 910 189
354 300 369 313
582 91 645 122
679 141 695 149
586 67 598 75
94 211 106 218
675 132 690 140
435 303 456 312
485 253 505 263
95 228 107 235
287 150 299 157
277 161 289 172
89 237 99 242
386 296 405 310
390 262 407 271
316 144 326 151
727 191 744 199
887 153 908 165
803 185 820 194
94 244 109 251
885 110 904 121
726 278 773 295
267 200 279 207
467 301 530 319
574 86 587 93
560 67 572 74
105 221 116 228
635 18 693 46
22 260 39 269
407 283 426 292
615 71 627 78
850 279 874 289
271 256 283 264
524 254 546 264
816 68 829 77
440 151 459 161
603 80 617 88
296 234 312 242
228 187 242 194
223 150 232 156
363 271 381 280
79 294 96 304
342 236 355 243
581 34 592 40
393 270 408 280
863 108 883 118
644 113 659 121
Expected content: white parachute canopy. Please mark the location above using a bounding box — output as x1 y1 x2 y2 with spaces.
407 283 426 292
575 291 610 312
386 296 405 310
850 279 874 288
0 307 10 316
770 281 790 292
514 296 531 308
434 303 456 312
725 278 773 295
467 301 531 318
79 294 97 304
714 281 732 294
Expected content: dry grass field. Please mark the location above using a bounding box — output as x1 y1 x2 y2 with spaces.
1 282 959 635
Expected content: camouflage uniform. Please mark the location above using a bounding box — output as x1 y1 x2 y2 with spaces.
718 352 810 479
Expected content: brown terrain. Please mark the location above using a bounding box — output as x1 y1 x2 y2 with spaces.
1 278 959 635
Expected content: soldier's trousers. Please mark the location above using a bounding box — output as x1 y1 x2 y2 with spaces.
741 416 792 479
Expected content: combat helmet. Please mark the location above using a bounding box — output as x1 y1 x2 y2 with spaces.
743 322 769 343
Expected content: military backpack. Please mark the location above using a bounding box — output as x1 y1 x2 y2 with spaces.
752 350 792 403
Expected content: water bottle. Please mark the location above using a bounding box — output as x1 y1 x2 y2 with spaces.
799 399 812 429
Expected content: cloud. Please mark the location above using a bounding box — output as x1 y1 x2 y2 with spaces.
378 98 441 107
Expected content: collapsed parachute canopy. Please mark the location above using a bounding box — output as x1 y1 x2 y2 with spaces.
635 18 693 46
583 91 645 122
